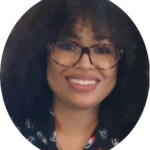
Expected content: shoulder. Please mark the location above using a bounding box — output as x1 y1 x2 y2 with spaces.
15 118 38 141
93 123 121 149
13 117 50 149
12 110 55 149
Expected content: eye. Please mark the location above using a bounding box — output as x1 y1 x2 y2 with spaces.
94 47 110 54
57 42 76 51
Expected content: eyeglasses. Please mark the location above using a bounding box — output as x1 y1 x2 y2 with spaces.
47 40 124 70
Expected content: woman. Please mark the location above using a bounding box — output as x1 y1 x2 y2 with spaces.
1 0 149 150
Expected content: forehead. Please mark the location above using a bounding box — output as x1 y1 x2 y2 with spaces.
58 19 112 42
58 31 113 45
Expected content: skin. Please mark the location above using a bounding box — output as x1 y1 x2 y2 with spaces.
46 19 118 150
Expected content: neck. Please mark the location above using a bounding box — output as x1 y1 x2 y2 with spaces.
52 98 100 135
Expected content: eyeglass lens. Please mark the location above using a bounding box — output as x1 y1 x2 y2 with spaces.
50 41 119 69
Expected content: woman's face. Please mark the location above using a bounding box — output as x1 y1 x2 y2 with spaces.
47 20 118 110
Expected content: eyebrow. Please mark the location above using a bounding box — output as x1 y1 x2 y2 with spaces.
94 34 109 41
58 32 109 41
58 32 81 40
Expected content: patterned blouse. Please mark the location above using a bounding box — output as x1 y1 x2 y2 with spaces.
14 110 120 150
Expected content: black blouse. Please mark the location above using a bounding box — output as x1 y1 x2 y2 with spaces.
14 110 120 150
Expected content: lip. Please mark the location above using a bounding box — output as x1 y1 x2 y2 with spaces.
65 75 101 82
66 79 99 92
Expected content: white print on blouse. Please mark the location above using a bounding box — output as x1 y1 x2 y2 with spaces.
28 136 35 143
111 138 119 146
85 136 96 149
25 118 34 130
50 130 57 142
99 128 108 139
49 109 55 116
37 131 48 145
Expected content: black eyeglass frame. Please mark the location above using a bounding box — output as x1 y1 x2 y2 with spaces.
47 40 124 70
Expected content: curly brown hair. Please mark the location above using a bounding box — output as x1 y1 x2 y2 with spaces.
1 0 149 141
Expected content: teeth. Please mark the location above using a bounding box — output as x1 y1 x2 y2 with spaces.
69 78 97 85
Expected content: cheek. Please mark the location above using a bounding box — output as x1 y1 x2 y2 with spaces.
99 68 118 94
46 60 60 89
47 62 54 81
98 68 117 104
103 67 117 82
106 70 117 84
47 58 60 78
46 59 66 93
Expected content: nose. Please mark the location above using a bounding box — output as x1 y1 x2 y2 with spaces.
74 54 95 70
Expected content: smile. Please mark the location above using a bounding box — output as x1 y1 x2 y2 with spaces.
69 78 97 85
66 76 100 92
